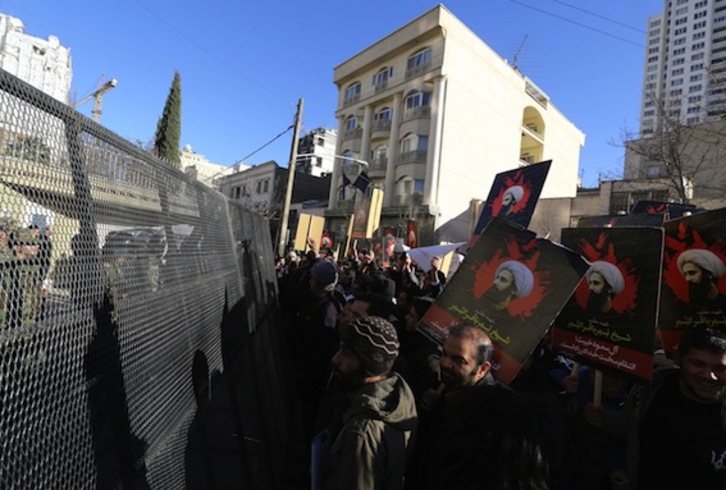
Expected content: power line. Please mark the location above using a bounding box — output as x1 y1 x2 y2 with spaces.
131 0 290 104
209 125 294 181
509 0 645 49
549 0 645 34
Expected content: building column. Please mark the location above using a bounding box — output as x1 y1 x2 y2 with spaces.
384 93 402 206
360 104 373 165
424 76 446 206
328 115 346 209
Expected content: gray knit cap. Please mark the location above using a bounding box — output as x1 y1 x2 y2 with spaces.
339 316 400 376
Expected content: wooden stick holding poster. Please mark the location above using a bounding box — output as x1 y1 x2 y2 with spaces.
418 218 588 384
551 227 664 382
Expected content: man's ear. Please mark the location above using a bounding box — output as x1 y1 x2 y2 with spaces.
476 361 492 380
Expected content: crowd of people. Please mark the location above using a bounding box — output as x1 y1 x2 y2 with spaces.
276 238 726 490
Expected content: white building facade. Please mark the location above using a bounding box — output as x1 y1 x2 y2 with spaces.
640 0 726 134
296 127 338 177
0 14 72 103
326 5 584 243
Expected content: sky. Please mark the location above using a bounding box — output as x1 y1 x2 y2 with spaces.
1 0 664 188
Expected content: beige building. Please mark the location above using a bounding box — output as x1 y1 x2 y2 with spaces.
326 4 585 244
179 144 239 188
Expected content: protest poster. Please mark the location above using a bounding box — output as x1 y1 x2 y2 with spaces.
659 207 726 354
470 160 551 242
631 200 703 220
293 213 325 252
406 219 418 248
350 188 383 239
551 227 664 382
419 217 588 384
577 213 665 228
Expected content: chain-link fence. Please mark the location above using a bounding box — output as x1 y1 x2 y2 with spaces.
0 69 289 489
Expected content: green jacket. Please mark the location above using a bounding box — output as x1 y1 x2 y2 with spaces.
325 372 417 490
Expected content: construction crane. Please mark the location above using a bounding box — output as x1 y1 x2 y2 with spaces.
74 77 118 122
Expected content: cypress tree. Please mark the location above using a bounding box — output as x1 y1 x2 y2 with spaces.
154 71 182 168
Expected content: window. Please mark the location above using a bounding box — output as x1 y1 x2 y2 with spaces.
648 55 659 62
234 186 240 199
375 107 391 120
405 91 431 109
688 95 702 103
674 27 687 35
649 47 660 54
675 17 688 25
690 73 704 81
687 116 701 124
407 48 432 70
344 82 361 101
693 31 706 40
673 47 686 55
417 136 429 151
263 179 269 193
345 116 357 130
691 52 705 61
694 10 708 19
672 68 684 76
372 67 393 86
649 37 661 45
694 21 707 29
671 78 683 86
691 63 704 71
692 41 705 49
414 179 425 195
673 58 685 66
648 65 659 72
689 84 703 92
256 181 262 193
400 134 414 153
316 137 325 146
675 6 688 15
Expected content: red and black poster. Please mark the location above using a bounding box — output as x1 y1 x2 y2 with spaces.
631 200 703 220
351 198 370 239
382 227 397 262
659 207 726 354
405 220 418 248
470 160 551 243
321 230 334 251
551 227 664 382
419 217 588 384
577 213 665 229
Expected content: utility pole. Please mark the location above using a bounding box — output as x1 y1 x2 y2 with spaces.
277 98 303 257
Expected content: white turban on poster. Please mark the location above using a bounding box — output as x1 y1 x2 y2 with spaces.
496 260 534 298
503 185 524 203
587 261 625 295
677 249 726 278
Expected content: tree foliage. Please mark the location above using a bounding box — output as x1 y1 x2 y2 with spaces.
153 71 182 169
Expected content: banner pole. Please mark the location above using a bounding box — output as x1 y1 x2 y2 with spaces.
593 370 603 406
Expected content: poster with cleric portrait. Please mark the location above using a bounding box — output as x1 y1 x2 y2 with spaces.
419 217 588 384
470 161 551 243
659 207 726 355
551 227 664 382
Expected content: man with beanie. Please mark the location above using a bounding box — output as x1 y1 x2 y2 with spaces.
322 316 417 489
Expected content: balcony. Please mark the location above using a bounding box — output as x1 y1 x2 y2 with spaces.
397 150 427 165
368 158 388 176
374 81 388 94
405 62 431 80
335 199 356 212
342 127 363 140
343 93 360 108
403 106 431 122
396 194 424 207
371 119 391 132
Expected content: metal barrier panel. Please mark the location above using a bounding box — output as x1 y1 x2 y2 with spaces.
0 69 280 489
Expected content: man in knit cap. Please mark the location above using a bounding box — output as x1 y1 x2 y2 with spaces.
677 248 726 307
586 261 625 317
483 259 534 312
322 316 417 489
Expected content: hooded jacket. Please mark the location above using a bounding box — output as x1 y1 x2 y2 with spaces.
324 372 417 490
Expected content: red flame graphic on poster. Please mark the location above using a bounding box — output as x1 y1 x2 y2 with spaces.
573 232 639 313
471 236 548 318
491 170 534 217
663 222 726 302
